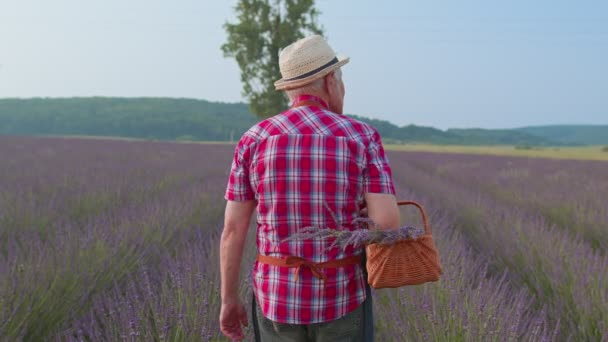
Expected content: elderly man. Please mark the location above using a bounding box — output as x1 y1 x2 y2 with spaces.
220 35 399 342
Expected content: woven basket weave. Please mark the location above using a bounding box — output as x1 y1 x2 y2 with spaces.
365 201 442 289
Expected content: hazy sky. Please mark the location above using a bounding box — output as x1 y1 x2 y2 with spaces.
0 0 606 129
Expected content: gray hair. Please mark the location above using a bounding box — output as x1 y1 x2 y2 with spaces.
285 68 342 100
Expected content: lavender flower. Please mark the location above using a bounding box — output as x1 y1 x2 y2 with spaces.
284 220 424 250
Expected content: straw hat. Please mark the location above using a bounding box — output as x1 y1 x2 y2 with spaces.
274 35 349 91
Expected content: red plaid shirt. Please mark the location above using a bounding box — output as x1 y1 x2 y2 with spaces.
225 95 395 324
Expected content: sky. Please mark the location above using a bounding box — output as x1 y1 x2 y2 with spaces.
0 0 606 129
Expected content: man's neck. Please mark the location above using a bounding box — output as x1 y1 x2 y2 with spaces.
290 93 331 111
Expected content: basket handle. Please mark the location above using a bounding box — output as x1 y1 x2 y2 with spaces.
397 201 431 235
360 200 431 234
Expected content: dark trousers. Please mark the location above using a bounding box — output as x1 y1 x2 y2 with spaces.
252 256 374 341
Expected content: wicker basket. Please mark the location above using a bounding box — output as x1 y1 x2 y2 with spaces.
365 201 442 289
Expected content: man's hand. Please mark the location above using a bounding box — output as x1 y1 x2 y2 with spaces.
364 193 400 230
219 299 248 341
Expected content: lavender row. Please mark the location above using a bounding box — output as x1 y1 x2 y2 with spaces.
387 151 608 340
0 137 234 340
397 151 608 250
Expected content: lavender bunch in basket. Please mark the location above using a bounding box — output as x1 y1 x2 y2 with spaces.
284 215 425 250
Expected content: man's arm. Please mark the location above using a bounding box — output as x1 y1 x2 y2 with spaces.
220 200 256 303
363 128 400 231
219 200 256 341
364 193 400 231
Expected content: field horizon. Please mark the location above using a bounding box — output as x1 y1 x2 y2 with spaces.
6 133 608 161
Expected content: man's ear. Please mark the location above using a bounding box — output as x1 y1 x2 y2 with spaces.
324 72 335 95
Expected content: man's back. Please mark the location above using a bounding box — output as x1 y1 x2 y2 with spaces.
225 95 395 324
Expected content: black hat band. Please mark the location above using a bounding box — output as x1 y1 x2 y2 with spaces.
283 57 339 82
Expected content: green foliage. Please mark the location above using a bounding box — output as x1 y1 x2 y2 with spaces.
448 128 558 146
222 0 324 118
351 115 561 146
602 146 608 152
517 125 608 145
0 97 258 142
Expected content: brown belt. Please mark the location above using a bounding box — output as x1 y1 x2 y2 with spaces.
257 254 362 282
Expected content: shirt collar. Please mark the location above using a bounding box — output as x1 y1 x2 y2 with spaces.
291 94 329 110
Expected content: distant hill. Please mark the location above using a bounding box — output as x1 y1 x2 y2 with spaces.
343 116 561 146
516 125 608 145
445 128 561 146
0 97 602 146
0 97 257 142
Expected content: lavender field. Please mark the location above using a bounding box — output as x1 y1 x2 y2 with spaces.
0 135 606 341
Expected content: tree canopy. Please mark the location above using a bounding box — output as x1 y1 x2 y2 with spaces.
222 0 323 118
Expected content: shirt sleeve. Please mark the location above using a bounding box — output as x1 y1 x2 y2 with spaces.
224 134 256 201
363 129 396 195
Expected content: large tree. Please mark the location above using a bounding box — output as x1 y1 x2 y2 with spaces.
222 0 324 118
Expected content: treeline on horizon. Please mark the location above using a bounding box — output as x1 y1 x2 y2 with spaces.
1 97 606 146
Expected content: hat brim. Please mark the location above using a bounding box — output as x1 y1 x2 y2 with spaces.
274 55 349 91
